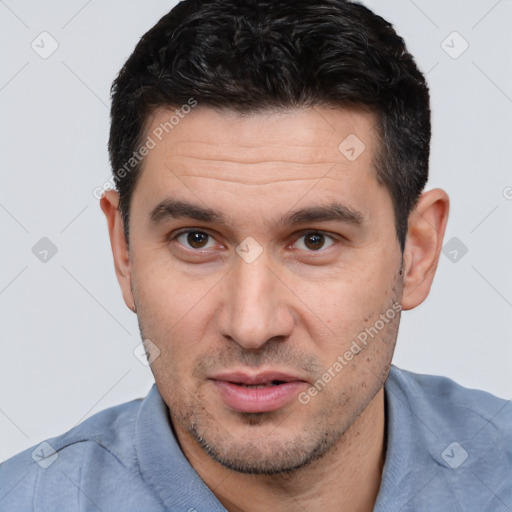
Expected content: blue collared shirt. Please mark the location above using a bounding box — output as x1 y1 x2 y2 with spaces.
1 366 511 511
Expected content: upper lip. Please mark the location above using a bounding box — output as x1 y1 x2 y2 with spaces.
210 371 306 385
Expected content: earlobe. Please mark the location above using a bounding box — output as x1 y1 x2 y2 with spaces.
401 188 450 311
100 190 136 313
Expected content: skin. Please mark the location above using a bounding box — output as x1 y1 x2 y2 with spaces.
101 106 449 512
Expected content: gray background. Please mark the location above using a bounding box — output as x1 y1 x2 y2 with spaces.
1 0 511 463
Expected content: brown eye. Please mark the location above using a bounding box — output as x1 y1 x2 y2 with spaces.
294 232 335 251
304 233 325 250
187 232 209 248
175 231 214 249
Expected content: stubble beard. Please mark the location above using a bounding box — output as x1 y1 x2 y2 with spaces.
134 265 404 475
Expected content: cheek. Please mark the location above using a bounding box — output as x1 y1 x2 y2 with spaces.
298 258 398 328
289 261 401 377
132 260 220 366
133 252 216 322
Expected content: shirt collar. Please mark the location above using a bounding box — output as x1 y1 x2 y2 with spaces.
135 367 454 511
135 384 227 512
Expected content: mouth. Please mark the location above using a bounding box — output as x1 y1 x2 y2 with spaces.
233 381 288 388
209 371 308 413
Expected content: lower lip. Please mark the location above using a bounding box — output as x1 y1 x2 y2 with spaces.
211 380 306 413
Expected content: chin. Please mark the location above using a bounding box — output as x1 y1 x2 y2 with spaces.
187 413 343 475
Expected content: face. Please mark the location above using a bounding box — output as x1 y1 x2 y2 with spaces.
125 106 404 474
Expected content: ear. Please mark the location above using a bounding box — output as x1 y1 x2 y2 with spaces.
100 190 136 312
401 188 450 310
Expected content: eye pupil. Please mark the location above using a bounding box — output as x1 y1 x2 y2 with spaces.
305 233 324 250
187 232 208 248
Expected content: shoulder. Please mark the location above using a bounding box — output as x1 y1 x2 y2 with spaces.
0 396 162 512
387 365 512 433
381 366 512 510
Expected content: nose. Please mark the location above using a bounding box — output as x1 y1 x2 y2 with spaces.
217 254 294 350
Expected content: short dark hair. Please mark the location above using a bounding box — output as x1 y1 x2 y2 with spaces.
108 0 430 251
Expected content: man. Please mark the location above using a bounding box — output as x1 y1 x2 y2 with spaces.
1 0 510 510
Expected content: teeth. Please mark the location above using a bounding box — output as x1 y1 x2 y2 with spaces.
239 383 277 388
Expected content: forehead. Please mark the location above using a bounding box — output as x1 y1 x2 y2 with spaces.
130 106 393 232
139 105 379 183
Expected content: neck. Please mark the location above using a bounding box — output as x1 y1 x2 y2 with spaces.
175 388 386 512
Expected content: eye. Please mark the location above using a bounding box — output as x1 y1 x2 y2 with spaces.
174 230 217 250
293 232 335 251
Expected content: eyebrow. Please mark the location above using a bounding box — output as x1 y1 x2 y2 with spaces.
150 199 226 225
149 199 365 227
283 203 364 226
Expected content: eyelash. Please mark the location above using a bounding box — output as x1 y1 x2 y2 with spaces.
172 230 219 251
169 229 337 252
